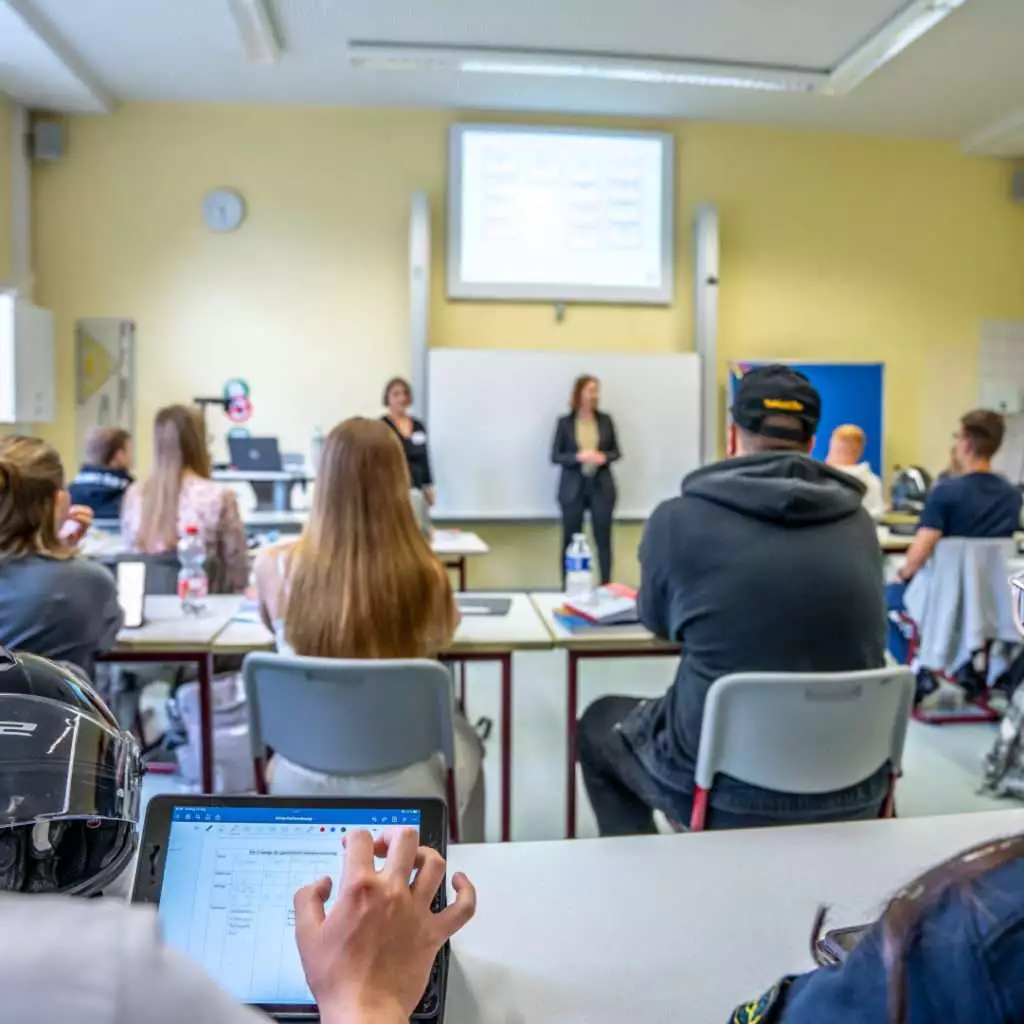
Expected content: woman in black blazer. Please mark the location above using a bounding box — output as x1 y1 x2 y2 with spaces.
551 375 621 584
381 376 434 506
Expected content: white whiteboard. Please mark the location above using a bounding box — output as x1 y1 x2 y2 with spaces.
427 350 701 519
448 125 674 304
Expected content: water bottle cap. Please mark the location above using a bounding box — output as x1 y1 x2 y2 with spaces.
184 524 199 535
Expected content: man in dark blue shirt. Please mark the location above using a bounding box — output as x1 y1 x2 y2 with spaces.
888 409 1022 672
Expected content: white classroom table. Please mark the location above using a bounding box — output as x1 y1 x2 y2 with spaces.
213 469 311 512
103 595 244 794
529 591 679 839
212 592 551 843
444 809 1024 1023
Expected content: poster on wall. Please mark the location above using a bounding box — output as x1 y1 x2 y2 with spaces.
75 319 135 466
728 361 885 478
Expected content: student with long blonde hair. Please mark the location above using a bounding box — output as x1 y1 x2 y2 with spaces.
121 405 248 592
0 436 122 676
254 418 484 839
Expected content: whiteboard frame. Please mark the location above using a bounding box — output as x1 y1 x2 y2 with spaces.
447 123 675 305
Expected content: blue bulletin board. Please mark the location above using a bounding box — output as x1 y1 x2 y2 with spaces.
729 362 885 478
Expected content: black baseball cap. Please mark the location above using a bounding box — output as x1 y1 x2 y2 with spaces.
731 364 821 444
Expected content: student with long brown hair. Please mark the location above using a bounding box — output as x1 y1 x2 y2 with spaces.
0 436 122 676
121 404 248 592
253 417 484 839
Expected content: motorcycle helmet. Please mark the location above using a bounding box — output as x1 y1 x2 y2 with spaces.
0 648 142 896
891 465 933 514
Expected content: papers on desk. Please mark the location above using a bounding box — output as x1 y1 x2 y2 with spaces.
232 596 262 624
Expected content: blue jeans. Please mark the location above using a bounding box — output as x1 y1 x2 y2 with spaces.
887 580 910 663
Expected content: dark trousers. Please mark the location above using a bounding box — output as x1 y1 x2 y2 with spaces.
577 696 884 836
560 477 614 585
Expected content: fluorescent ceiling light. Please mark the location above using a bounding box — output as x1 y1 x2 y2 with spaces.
348 43 826 94
825 0 968 96
226 0 282 66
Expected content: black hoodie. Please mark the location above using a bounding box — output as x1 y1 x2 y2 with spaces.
621 452 887 818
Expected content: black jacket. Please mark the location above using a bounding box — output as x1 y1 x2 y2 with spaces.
622 452 887 819
381 416 433 491
68 465 134 520
550 411 620 506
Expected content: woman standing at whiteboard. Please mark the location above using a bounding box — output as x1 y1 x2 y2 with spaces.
551 375 620 584
381 376 434 508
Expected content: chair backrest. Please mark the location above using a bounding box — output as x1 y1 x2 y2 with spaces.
694 666 915 795
242 653 455 776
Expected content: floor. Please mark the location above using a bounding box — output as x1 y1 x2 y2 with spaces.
140 651 1021 842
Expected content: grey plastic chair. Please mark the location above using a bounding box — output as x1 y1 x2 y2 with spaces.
242 653 460 840
691 666 915 830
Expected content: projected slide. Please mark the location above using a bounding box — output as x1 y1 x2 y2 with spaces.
449 126 673 304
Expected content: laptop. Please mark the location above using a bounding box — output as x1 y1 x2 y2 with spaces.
228 435 284 473
132 795 450 1021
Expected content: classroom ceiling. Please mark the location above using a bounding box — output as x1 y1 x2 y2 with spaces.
1 0 1023 155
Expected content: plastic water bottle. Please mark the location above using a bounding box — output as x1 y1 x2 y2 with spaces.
564 532 594 599
177 523 208 615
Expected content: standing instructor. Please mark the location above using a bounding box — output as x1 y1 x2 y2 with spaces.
551 375 620 584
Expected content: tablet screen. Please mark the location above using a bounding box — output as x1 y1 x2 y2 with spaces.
158 804 422 1007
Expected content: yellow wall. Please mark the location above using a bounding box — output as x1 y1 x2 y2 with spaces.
0 96 11 282
33 104 1024 588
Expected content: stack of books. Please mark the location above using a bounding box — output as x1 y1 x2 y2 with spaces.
554 583 640 635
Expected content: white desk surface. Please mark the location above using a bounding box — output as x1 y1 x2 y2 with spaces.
444 810 1024 1024
213 469 310 483
114 595 243 652
449 592 551 654
211 593 550 655
432 530 490 558
243 510 310 529
529 591 678 653
877 526 913 552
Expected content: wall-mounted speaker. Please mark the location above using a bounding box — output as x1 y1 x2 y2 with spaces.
31 119 64 162
1013 169 1024 204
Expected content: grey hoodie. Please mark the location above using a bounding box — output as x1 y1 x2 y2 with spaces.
621 452 888 818
0 895 263 1024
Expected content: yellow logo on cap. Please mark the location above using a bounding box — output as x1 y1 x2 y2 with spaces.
763 399 804 411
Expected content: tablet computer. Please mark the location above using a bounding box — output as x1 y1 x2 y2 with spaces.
132 795 449 1021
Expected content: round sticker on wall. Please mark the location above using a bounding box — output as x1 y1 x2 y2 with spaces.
227 395 253 424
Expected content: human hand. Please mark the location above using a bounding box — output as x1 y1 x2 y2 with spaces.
59 505 94 546
294 828 477 1024
590 451 608 467
424 487 436 508
576 450 596 465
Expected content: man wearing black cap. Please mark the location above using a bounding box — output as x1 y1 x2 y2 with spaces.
577 364 887 835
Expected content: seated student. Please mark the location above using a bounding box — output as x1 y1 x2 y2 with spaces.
730 830 1024 1022
893 409 1021 584
825 424 885 519
253 417 485 842
68 426 134 520
887 410 1022 668
0 436 123 676
578 365 886 835
121 405 248 593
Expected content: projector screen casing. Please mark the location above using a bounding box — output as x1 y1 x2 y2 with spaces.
447 124 675 305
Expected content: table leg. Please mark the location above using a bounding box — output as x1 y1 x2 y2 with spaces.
499 652 512 843
198 652 215 793
566 650 579 839
457 556 467 591
459 666 467 713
